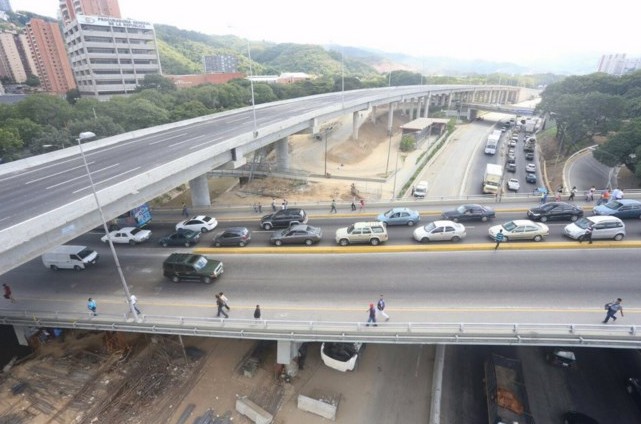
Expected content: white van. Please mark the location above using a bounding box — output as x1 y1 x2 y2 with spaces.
42 245 99 271
414 181 428 198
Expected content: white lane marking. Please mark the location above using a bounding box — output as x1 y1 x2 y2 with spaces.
25 163 89 185
148 133 190 146
71 167 141 194
45 163 120 190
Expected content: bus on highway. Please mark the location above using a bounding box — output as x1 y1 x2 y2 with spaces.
109 204 152 230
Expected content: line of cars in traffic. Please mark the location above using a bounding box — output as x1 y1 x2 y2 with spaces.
100 197 641 250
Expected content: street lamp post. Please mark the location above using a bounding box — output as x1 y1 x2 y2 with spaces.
246 41 258 137
391 148 400 200
76 131 139 321
385 132 393 176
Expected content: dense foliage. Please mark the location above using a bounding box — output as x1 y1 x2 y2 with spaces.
537 71 641 177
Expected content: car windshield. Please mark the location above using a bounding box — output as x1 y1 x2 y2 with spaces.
574 217 591 229
383 209 395 217
193 256 208 270
423 222 436 231
346 225 355 233
603 200 622 209
456 205 467 213
202 216 212 223
77 248 94 259
130 228 142 235
503 221 518 231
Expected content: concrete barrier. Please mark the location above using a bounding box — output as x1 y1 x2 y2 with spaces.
297 393 339 421
235 396 273 424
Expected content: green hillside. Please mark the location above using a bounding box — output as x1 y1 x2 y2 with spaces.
154 24 379 78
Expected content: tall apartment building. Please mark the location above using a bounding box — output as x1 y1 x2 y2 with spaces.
597 53 641 76
0 32 27 82
59 0 121 26
203 55 238 73
25 19 76 94
63 15 161 97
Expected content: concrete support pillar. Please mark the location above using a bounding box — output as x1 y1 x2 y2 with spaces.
371 106 377 124
423 93 432 118
13 325 28 346
387 102 395 135
352 111 360 140
276 137 289 170
277 340 303 365
189 174 210 207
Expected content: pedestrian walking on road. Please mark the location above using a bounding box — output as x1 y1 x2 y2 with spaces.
181 203 189 218
330 199 337 214
377 295 390 321
215 294 229 318
254 305 261 321
258 202 262 213
351 198 357 211
568 186 577 201
87 298 97 316
359 199 365 211
218 292 230 311
579 224 593 244
130 294 141 315
603 298 624 323
494 229 504 250
366 303 377 326
271 198 276 212
3 283 15 303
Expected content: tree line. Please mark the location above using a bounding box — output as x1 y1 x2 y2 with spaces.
537 70 641 180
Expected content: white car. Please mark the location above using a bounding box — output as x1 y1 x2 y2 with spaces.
507 178 520 191
489 220 549 242
320 342 363 372
101 227 151 245
413 220 466 242
526 163 536 173
176 215 218 233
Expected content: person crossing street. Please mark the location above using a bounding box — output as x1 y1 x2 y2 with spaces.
377 295 390 321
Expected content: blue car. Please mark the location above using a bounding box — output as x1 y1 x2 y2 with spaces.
593 199 641 219
377 207 421 227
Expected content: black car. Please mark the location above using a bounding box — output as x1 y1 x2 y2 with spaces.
260 208 308 230
527 202 584 222
562 411 599 424
526 173 537 183
270 224 322 246
212 227 251 247
525 151 535 160
159 229 200 247
441 204 495 223
506 162 517 172
626 377 641 411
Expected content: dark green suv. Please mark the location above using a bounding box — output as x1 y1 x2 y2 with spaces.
162 253 223 284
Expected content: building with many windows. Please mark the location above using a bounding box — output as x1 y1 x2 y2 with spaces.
597 53 641 76
63 15 161 98
59 0 121 26
0 32 28 83
24 19 76 94
203 55 238 73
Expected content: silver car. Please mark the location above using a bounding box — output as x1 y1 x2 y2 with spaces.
564 216 625 241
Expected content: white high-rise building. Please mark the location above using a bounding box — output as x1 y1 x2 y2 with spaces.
62 15 161 98
597 53 641 76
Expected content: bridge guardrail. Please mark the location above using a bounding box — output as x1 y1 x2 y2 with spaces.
2 308 640 348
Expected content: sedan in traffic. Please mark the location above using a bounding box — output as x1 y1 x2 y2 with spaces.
441 204 495 222
101 227 151 245
526 163 536 172
527 202 584 222
593 199 641 219
212 227 251 247
526 173 537 184
176 215 218 233
507 178 520 191
488 220 549 242
270 224 322 246
413 220 466 243
159 229 200 247
377 207 420 227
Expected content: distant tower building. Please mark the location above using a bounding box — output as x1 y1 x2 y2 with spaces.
0 0 12 13
203 55 238 73
0 32 27 82
24 19 76 94
597 53 641 76
62 15 161 98
59 0 121 26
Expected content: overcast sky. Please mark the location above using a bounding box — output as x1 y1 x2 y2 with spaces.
10 0 641 66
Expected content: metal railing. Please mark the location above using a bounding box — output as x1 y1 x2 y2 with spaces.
3 308 640 348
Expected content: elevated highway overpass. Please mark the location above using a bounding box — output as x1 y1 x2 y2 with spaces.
0 84 519 275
